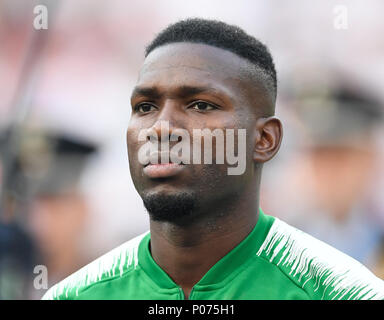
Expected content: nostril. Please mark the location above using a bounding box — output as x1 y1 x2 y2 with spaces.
147 133 158 142
145 127 160 142
169 133 183 142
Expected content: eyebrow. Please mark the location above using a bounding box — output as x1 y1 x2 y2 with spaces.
131 85 229 102
131 87 162 100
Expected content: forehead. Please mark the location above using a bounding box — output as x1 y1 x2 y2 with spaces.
136 43 256 99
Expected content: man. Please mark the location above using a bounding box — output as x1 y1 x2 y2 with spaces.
43 18 384 300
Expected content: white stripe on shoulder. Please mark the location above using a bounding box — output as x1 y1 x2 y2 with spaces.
256 218 384 300
42 231 148 300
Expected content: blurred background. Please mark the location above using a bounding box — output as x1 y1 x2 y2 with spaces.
1 0 384 299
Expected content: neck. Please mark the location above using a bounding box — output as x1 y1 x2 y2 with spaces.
149 186 259 298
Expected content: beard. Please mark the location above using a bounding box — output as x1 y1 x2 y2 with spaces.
142 191 199 226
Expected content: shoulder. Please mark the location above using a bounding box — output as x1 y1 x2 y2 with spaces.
256 217 384 300
42 231 149 300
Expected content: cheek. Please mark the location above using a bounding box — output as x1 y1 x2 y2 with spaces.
126 120 143 151
126 126 135 148
126 127 142 172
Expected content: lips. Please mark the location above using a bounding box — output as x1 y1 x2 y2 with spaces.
143 162 185 178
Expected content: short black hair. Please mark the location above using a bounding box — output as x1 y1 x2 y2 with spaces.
145 18 277 101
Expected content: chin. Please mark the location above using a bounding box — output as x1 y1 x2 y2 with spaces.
141 189 198 225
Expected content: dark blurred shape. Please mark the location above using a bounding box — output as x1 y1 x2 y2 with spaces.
0 127 97 213
0 223 35 299
28 133 97 197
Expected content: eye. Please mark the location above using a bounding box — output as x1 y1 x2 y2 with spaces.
135 103 157 114
189 101 217 112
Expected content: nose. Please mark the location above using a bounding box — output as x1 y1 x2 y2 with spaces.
147 101 181 143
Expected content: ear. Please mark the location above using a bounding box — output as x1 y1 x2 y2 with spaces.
253 117 283 163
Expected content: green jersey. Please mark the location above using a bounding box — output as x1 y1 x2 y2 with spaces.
42 209 384 300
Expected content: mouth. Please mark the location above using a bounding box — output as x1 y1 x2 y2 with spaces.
143 162 185 178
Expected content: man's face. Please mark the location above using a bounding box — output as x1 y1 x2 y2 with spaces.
127 43 265 224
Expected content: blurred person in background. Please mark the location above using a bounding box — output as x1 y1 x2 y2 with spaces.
25 130 98 298
0 126 98 299
281 84 384 276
